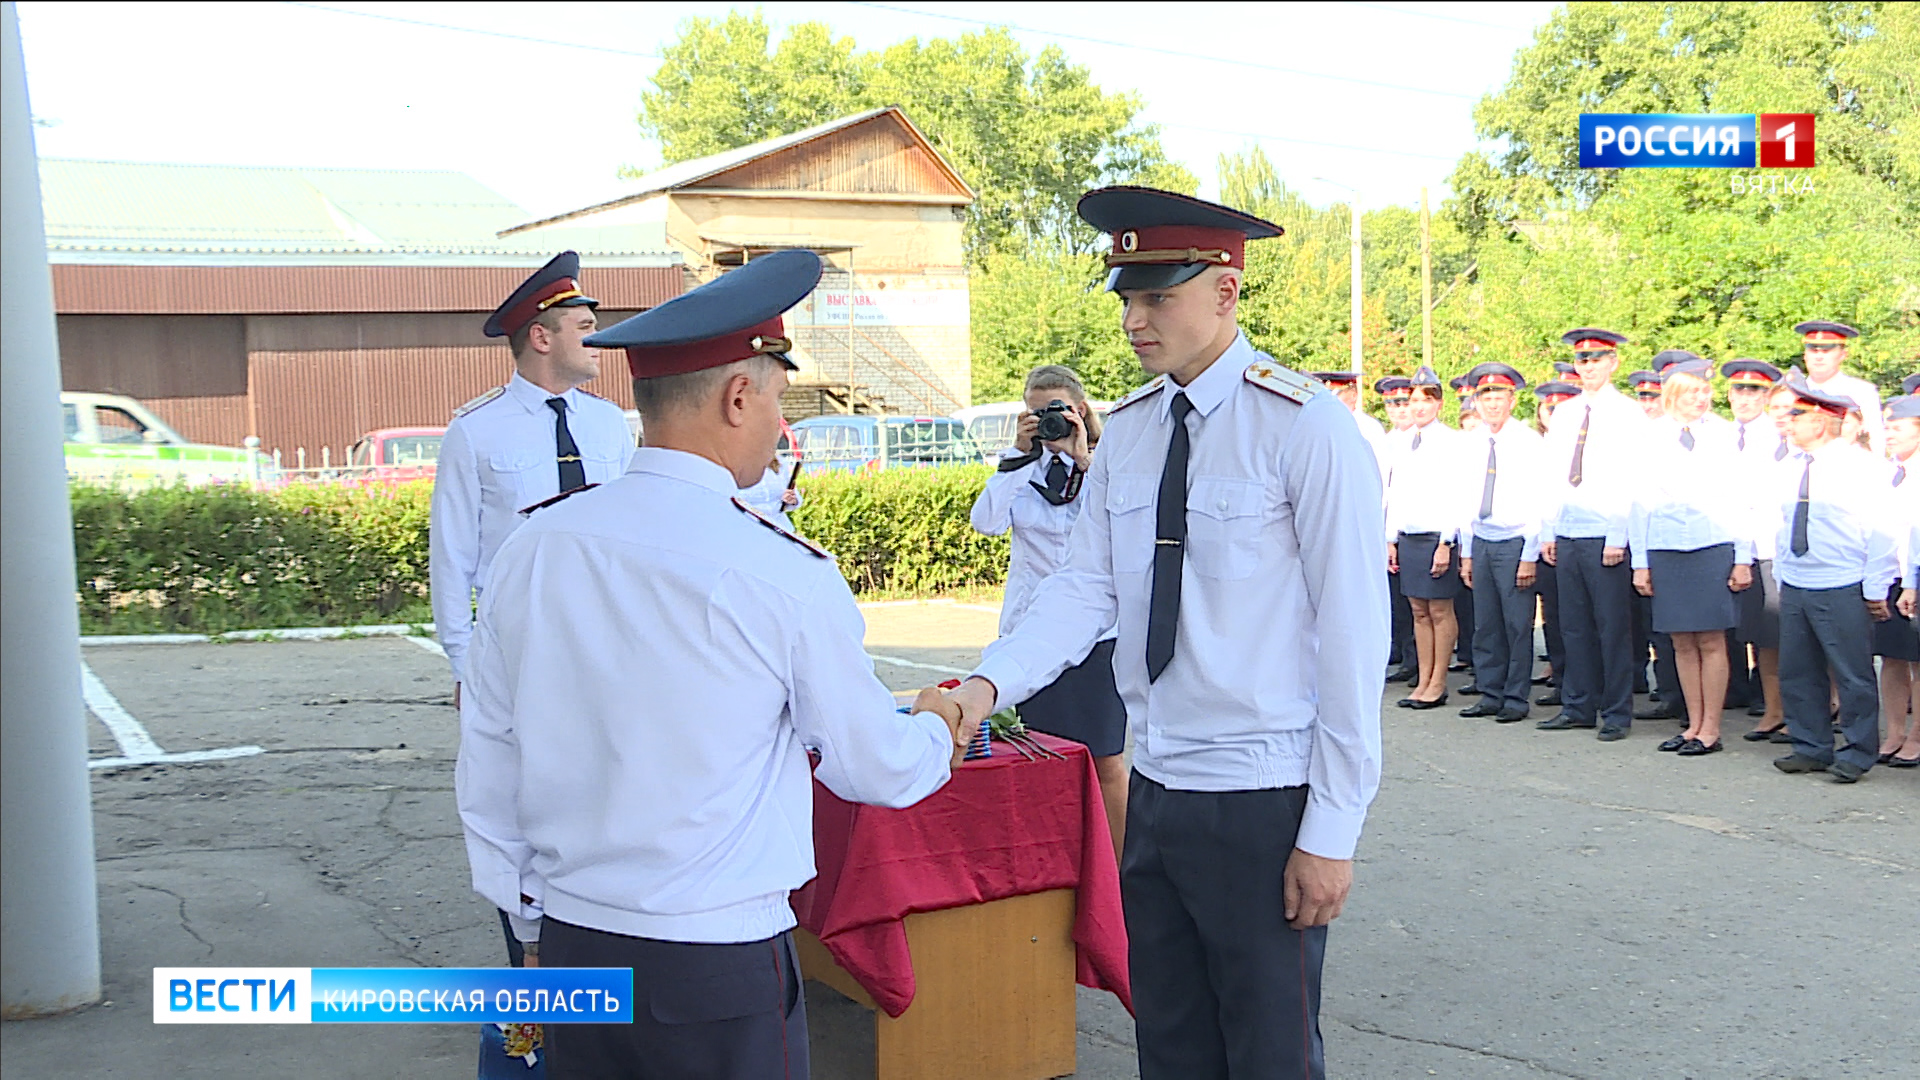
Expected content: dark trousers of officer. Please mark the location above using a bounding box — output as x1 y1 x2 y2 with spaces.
541 920 808 1080
1470 537 1536 713
1537 559 1564 681
1388 572 1415 670
1778 582 1880 772
1557 537 1634 728
1453 587 1476 669
1123 773 1326 1080
1724 630 1755 708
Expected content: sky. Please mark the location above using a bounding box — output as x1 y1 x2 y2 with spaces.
17 1 1560 222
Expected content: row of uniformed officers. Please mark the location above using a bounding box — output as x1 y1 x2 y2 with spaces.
1360 324 1918 784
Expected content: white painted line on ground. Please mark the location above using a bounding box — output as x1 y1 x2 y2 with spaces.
407 636 447 657
865 653 970 677
81 623 439 647
80 660 265 771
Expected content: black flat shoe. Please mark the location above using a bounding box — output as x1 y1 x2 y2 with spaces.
1532 673 1553 685
1405 694 1449 710
1889 754 1920 768
1879 751 1898 764
1677 739 1722 756
1744 725 1786 742
1536 690 1563 706
1395 697 1418 708
1658 735 1690 752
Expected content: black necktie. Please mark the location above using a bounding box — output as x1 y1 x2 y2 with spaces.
1030 454 1074 506
1790 457 1812 557
1680 426 1695 451
1146 394 1194 683
1737 424 1746 452
547 397 586 492
1479 438 1497 519
1569 408 1590 486
1774 440 1788 462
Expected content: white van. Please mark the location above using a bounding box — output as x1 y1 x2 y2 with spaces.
62 392 261 488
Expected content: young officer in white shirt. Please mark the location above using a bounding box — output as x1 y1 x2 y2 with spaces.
943 186 1387 1080
1457 363 1550 723
458 251 968 1078
1721 359 1790 739
970 364 1128 856
1796 320 1884 453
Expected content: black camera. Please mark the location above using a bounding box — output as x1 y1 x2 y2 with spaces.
1034 399 1076 443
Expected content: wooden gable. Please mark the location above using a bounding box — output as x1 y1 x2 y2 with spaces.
686 111 972 203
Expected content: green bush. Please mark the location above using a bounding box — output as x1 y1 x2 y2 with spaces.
71 467 1009 634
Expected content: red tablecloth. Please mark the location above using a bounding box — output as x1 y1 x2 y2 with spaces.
790 732 1131 1018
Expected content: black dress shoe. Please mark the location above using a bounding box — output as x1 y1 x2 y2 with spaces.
1773 753 1829 774
1387 667 1419 684
1658 735 1689 752
1395 697 1418 708
1633 703 1680 721
1888 754 1920 768
1743 725 1786 742
1769 728 1794 744
1536 713 1595 731
1459 703 1499 718
1677 739 1722 756
1536 690 1563 707
1494 707 1529 723
1878 751 1897 764
1829 760 1865 783
1458 684 1485 698
1747 700 1767 717
1596 726 1629 742
1405 694 1449 710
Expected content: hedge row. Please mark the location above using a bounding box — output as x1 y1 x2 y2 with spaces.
70 465 1010 634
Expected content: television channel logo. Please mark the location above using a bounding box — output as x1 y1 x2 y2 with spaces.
1580 114 1814 169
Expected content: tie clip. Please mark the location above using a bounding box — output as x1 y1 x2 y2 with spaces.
556 455 581 463
1155 538 1183 546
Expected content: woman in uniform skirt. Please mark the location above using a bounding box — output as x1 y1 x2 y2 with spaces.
1875 397 1920 765
970 365 1129 855
1630 361 1753 756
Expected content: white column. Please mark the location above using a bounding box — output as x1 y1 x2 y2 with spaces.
1 0 103 1018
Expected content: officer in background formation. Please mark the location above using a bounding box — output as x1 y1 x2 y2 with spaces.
1457 363 1550 723
1628 369 1665 419
1721 359 1789 738
458 251 967 1078
1538 329 1648 742
1768 377 1901 783
1376 375 1419 683
431 251 634 707
1312 369 1386 453
1447 375 1481 685
1531 380 1580 702
1796 321 1884 453
945 185 1387 1080
1386 365 1473 708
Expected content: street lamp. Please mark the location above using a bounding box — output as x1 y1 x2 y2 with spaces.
1313 177 1363 378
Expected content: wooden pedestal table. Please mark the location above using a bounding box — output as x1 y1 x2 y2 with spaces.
796 888 1078 1080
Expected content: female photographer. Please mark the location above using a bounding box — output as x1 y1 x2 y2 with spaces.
970 365 1127 857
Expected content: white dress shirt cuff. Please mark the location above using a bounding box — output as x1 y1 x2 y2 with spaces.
1295 798 1366 861
967 655 1021 715
505 911 542 943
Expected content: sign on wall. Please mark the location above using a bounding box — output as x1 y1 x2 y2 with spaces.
792 288 969 328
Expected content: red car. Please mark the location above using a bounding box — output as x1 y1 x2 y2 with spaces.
344 427 444 485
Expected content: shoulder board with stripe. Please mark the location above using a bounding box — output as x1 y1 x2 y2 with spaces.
453 386 505 417
1244 360 1324 405
733 497 833 559
517 483 599 517
1107 376 1167 415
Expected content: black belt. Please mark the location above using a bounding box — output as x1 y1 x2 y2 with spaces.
1399 531 1442 540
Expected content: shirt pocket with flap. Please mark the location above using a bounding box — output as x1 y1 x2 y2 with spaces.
1105 473 1158 573
486 449 546 502
1186 476 1267 580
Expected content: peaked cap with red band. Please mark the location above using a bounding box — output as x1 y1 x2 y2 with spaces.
584 249 821 378
1650 348 1702 374
1560 327 1628 355
1373 375 1412 395
1534 380 1579 404
1720 359 1782 386
1902 372 1920 396
1794 320 1857 344
1465 362 1527 392
1782 375 1854 418
1309 370 1361 386
484 250 599 338
1077 185 1283 292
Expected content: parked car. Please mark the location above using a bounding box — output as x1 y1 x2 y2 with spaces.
790 415 980 473
343 427 444 485
62 392 262 488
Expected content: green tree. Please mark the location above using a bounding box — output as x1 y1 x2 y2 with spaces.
968 246 1143 403
636 12 1193 259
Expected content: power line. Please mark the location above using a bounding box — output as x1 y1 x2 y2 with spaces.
846 2 1481 100
1341 2 1540 32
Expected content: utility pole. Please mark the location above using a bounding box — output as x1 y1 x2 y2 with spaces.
1313 177 1365 383
1420 186 1433 370
2 0 103 1018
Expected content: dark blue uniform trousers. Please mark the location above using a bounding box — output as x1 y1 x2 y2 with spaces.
541 920 807 1080
1388 571 1415 669
1469 536 1537 713
1779 582 1881 772
1557 537 1635 728
1122 773 1326 1080
1537 557 1565 679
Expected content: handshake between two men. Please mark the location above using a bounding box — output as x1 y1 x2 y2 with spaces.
909 679 998 768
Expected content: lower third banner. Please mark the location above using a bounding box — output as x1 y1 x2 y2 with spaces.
153 967 633 1024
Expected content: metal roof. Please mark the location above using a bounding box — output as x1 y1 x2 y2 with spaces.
38 159 679 266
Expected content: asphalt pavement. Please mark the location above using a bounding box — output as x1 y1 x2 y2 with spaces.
2 605 1915 1079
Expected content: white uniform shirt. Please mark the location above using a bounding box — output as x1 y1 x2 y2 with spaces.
970 335 1388 860
1542 385 1649 547
1461 418 1552 563
1807 369 1884 453
1630 415 1753 566
740 464 803 532
458 448 953 944
429 374 634 682
1729 414 1792 561
970 451 1115 643
1770 441 1901 598
1383 418 1474 545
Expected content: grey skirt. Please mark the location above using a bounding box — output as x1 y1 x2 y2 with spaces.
1872 583 1920 660
1649 543 1737 633
1735 558 1780 649
1397 533 1460 600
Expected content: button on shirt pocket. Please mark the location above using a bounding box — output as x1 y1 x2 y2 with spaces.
1106 474 1158 573
1186 477 1267 580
